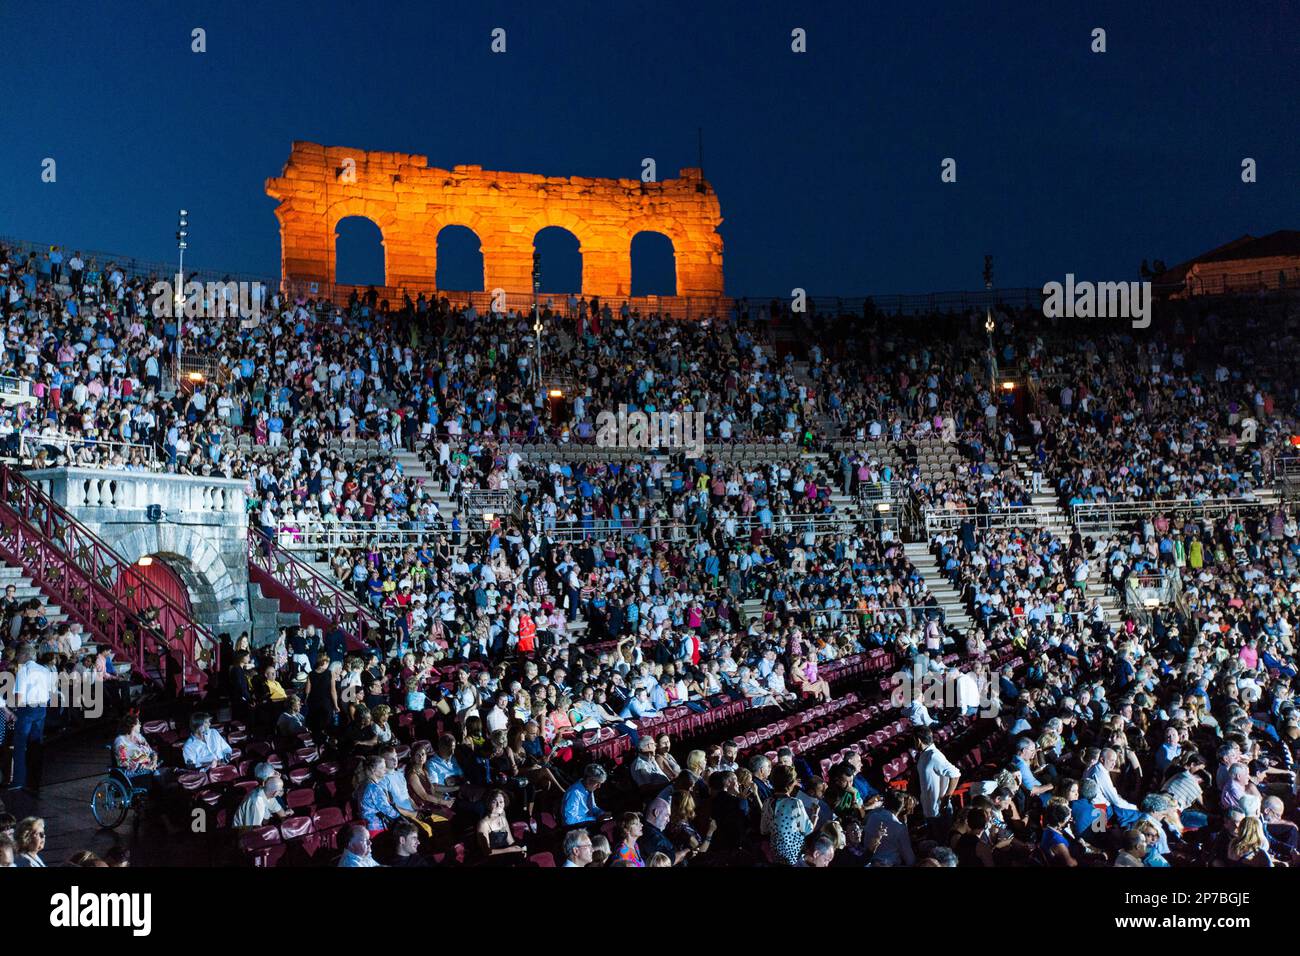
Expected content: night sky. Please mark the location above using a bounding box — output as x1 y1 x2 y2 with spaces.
2 0 1297 298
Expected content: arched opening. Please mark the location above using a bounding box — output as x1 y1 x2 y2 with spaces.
334 216 385 287
533 227 583 295
113 555 197 684
631 231 677 296
435 225 485 291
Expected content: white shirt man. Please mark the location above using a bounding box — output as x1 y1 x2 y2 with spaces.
954 669 982 715
338 825 381 867
15 655 57 707
917 735 961 821
182 718 234 769
233 773 286 828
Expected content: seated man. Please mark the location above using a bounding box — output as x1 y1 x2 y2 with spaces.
181 712 234 769
630 737 671 789
233 764 289 829
377 744 434 836
275 695 308 742
389 819 431 867
1262 795 1299 859
338 823 381 867
562 763 609 827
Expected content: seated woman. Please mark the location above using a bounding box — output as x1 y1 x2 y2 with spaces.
789 656 832 702
476 788 527 864
405 742 455 817
353 755 400 836
112 716 161 787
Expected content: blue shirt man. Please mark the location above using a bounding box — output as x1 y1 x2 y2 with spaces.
562 766 607 826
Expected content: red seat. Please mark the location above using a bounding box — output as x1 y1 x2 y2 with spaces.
239 825 283 866
528 852 556 867
177 771 208 792
287 766 314 786
285 788 316 812
280 815 314 841
208 764 239 785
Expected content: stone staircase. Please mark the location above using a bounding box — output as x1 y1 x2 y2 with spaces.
902 541 971 630
1006 446 1124 629
0 562 69 626
247 581 301 644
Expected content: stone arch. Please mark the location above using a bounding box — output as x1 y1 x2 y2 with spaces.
326 198 391 287
107 524 243 636
630 230 678 296
434 224 485 291
532 225 584 294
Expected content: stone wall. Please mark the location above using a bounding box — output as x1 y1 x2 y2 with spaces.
27 469 251 640
266 141 725 299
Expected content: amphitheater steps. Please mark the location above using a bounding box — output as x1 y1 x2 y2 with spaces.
0 563 69 625
1010 447 1124 630
902 541 972 629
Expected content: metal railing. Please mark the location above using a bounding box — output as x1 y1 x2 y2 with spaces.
856 480 904 503
283 281 735 322
461 488 516 521
0 235 270 290
1275 456 1300 483
0 376 34 405
18 434 160 468
270 522 448 552
534 509 894 543
247 528 380 646
1071 496 1273 533
923 505 1058 535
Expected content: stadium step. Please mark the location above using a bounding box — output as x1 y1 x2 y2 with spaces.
0 560 69 625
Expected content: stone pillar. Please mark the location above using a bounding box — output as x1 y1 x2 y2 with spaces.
582 244 633 300
482 231 534 295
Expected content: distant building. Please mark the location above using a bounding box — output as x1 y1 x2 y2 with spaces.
1153 230 1300 297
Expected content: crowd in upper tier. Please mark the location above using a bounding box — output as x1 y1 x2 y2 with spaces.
2 239 1300 868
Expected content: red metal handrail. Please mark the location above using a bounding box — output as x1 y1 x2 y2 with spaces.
0 465 210 692
247 527 378 648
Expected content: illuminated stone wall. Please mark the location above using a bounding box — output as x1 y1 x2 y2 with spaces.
266 141 725 298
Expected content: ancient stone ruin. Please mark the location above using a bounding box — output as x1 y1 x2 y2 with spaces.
266 141 725 300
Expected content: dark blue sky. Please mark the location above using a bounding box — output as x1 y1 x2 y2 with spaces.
3 0 1297 297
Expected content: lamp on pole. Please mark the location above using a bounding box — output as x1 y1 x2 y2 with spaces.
175 209 188 378
983 254 997 393
532 249 542 391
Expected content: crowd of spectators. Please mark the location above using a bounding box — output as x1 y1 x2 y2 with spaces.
4 238 1300 868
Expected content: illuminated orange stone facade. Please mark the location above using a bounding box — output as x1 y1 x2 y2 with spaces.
266 141 725 299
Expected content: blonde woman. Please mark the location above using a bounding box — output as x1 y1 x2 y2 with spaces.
1227 816 1274 867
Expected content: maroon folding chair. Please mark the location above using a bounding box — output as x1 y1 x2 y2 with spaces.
239 824 284 867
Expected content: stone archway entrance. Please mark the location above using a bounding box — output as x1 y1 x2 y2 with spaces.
26 468 252 645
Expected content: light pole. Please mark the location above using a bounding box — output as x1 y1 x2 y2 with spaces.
532 249 542 392
983 254 997 394
175 209 188 378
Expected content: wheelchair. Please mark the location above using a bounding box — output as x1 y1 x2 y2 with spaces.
91 746 153 829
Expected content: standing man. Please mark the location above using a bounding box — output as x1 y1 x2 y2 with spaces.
10 646 56 794
915 726 960 841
